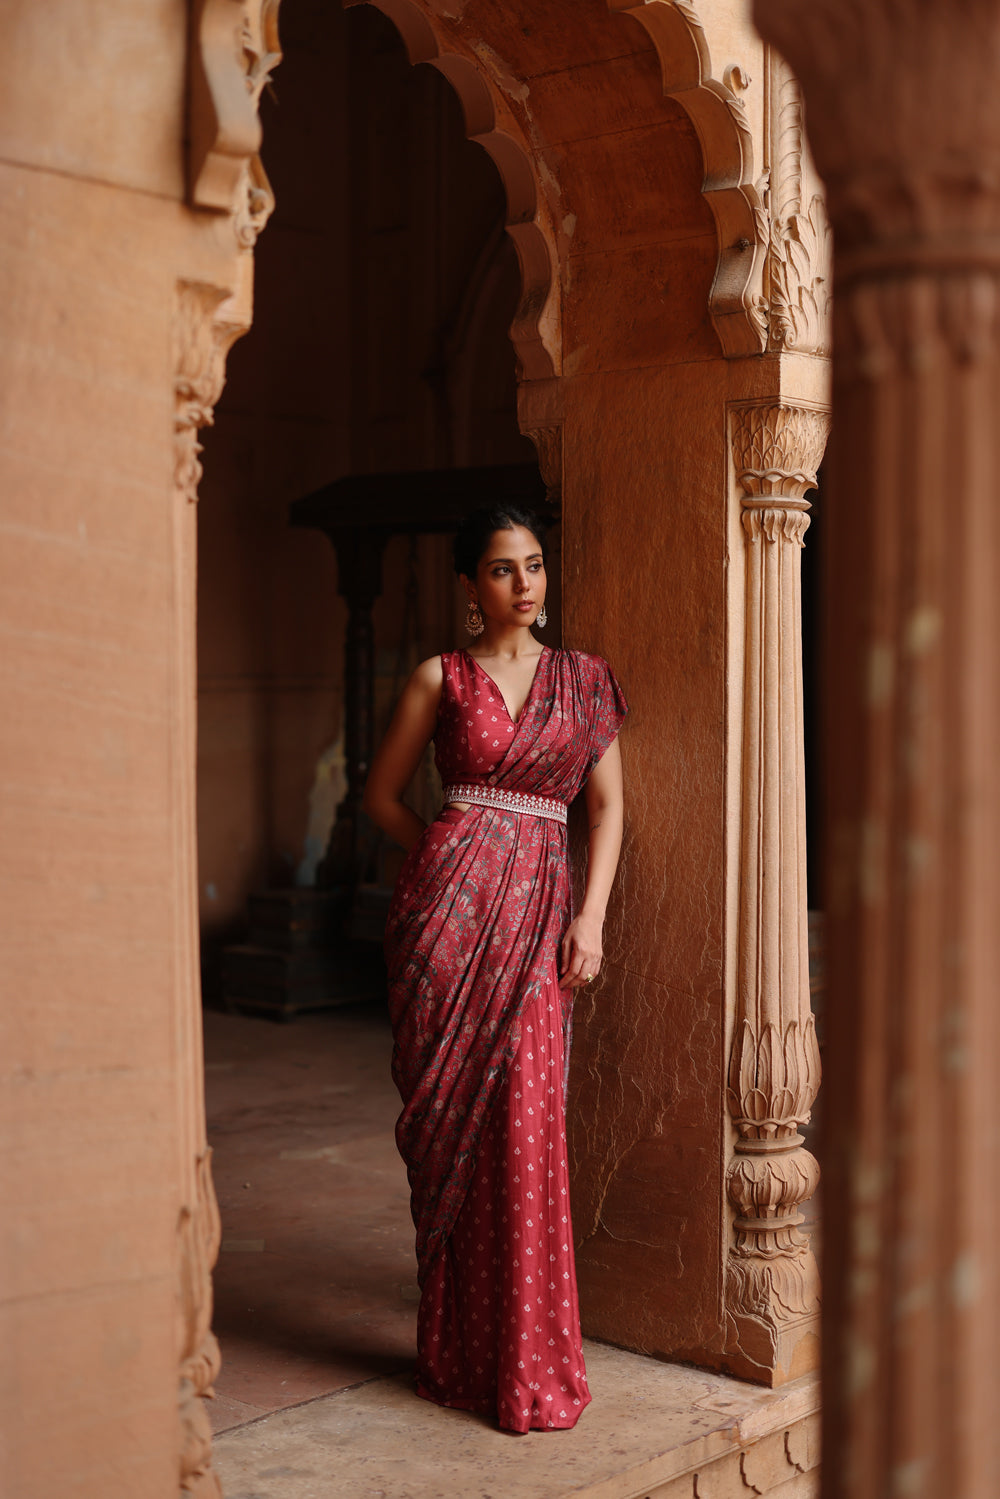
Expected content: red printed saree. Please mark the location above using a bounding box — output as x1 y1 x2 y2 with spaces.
385 646 627 1432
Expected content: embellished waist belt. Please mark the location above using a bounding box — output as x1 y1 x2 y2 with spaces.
442 784 568 825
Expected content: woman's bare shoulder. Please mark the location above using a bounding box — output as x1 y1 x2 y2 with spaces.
411 654 445 689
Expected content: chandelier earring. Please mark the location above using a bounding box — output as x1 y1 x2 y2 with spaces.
536 601 548 629
465 599 485 638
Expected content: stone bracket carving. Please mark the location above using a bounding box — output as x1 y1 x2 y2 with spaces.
766 192 832 355
759 57 832 356
174 279 253 503
188 0 282 245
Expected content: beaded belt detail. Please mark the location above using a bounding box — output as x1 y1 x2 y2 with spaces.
442 784 568 825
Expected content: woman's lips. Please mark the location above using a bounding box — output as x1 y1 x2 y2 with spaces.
514 602 535 612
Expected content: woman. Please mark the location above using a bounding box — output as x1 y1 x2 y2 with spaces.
363 505 627 1433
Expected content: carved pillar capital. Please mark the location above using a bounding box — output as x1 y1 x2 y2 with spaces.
174 280 252 503
732 403 830 501
188 0 282 247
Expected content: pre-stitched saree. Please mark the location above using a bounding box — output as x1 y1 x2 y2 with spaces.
385 647 627 1432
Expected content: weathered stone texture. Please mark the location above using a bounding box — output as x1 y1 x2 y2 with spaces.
0 0 188 197
0 4 266 1494
0 161 191 1499
562 358 732 1358
211 1345 819 1498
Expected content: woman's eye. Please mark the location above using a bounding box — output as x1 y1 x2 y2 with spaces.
529 563 543 573
493 566 510 576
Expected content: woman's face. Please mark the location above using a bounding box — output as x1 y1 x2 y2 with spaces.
467 525 546 630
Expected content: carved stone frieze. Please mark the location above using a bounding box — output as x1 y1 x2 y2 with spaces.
686 1412 820 1496
174 280 252 502
189 0 282 245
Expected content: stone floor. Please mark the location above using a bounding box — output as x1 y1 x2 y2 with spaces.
204 1002 417 1431
204 1002 819 1498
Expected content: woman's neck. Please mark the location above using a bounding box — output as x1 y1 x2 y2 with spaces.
471 627 544 659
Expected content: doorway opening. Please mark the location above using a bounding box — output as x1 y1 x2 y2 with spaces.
195 0 543 1426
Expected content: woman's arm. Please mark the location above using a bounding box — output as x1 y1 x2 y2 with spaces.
558 736 624 988
361 656 443 853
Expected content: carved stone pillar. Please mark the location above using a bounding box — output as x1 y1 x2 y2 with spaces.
177 5 282 1491
174 280 248 1499
725 402 829 1386
755 3 1000 1493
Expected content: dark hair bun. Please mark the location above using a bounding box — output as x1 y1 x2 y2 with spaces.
453 505 549 578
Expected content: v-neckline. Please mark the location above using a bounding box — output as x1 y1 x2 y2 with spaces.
463 646 550 726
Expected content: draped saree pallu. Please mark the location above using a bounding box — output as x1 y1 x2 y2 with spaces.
385 647 627 1433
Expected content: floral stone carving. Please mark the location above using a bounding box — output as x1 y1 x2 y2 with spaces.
725 402 828 1384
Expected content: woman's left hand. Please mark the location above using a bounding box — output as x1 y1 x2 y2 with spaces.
559 912 604 989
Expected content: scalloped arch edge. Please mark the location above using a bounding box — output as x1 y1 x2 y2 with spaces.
348 0 560 378
347 0 768 371
612 0 768 357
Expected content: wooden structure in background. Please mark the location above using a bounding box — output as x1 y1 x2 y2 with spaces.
220 463 548 1016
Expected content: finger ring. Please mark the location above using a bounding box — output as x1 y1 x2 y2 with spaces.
585 973 594 982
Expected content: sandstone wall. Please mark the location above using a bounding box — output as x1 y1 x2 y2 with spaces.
0 3 205 1493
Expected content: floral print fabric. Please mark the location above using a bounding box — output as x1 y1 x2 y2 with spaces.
385 647 627 1431
416 972 590 1429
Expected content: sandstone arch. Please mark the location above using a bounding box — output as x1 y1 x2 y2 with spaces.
348 0 768 378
